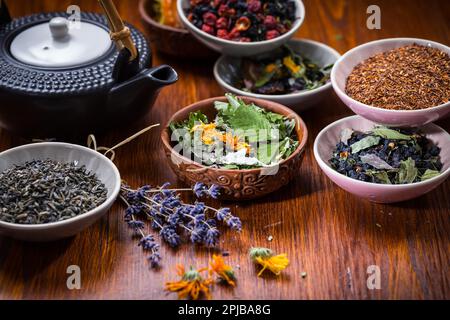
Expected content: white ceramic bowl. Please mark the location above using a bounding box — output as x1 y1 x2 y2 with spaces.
331 38 450 127
314 115 450 203
214 38 340 112
177 0 305 57
0 142 121 241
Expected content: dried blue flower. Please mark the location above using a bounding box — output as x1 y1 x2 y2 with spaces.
193 182 208 198
194 213 206 226
216 208 231 221
226 216 242 232
161 196 181 208
205 227 220 247
190 202 205 216
160 226 181 248
148 252 162 268
190 226 206 244
127 220 145 231
160 182 176 197
168 210 181 226
207 184 221 199
125 204 143 218
139 235 159 250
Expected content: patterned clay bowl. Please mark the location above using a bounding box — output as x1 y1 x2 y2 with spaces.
139 0 217 59
161 96 308 200
314 115 450 203
0 142 121 242
331 38 450 127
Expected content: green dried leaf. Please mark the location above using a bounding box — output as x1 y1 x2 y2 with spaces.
421 169 440 181
255 71 276 88
371 127 412 140
397 158 418 184
367 170 392 184
227 105 271 131
350 136 380 153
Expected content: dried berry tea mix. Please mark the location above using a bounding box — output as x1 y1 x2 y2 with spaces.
0 159 108 224
329 127 443 184
237 45 333 95
346 44 450 110
186 0 297 42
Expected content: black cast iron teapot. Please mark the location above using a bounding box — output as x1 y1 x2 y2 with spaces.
0 0 178 137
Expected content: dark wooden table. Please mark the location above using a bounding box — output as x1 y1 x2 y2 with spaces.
0 0 449 300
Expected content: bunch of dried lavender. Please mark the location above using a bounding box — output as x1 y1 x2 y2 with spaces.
120 182 242 268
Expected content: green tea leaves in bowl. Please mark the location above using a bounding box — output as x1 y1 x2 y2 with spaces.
170 94 299 169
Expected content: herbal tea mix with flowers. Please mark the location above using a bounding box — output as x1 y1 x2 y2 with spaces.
238 45 333 95
170 94 299 169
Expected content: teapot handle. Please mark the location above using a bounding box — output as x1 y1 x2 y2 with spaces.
0 0 12 24
112 47 141 83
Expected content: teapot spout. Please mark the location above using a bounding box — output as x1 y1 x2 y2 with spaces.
145 65 179 90
109 64 178 107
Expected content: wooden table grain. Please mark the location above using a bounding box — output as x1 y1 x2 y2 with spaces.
0 0 449 300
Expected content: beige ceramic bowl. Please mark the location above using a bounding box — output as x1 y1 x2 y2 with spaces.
0 142 121 242
161 96 308 200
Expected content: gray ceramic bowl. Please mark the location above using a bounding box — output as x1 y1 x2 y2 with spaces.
0 142 121 242
214 39 340 111
177 0 305 57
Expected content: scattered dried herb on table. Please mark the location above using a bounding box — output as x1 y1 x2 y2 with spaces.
170 94 299 169
237 45 333 95
0 159 107 224
330 127 443 184
346 44 450 110
186 0 297 42
120 182 241 268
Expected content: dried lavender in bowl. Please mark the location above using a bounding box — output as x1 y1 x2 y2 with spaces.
0 159 108 224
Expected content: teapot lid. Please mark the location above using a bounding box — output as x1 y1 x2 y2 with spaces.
10 17 112 68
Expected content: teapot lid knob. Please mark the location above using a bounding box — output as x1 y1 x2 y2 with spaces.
49 17 69 39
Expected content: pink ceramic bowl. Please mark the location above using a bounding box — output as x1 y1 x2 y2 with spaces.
313 116 450 203
331 38 450 127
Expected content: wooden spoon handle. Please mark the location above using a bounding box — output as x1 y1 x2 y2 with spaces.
98 0 138 61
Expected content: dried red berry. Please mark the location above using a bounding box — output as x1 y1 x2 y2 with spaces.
218 4 235 17
203 12 217 26
212 0 223 8
228 28 241 39
264 15 277 29
266 29 280 40
239 37 251 42
216 17 228 29
235 16 251 31
201 24 215 35
217 29 229 39
247 0 262 13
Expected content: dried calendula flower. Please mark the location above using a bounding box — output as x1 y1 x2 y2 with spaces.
249 247 289 276
209 254 236 286
165 265 213 300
